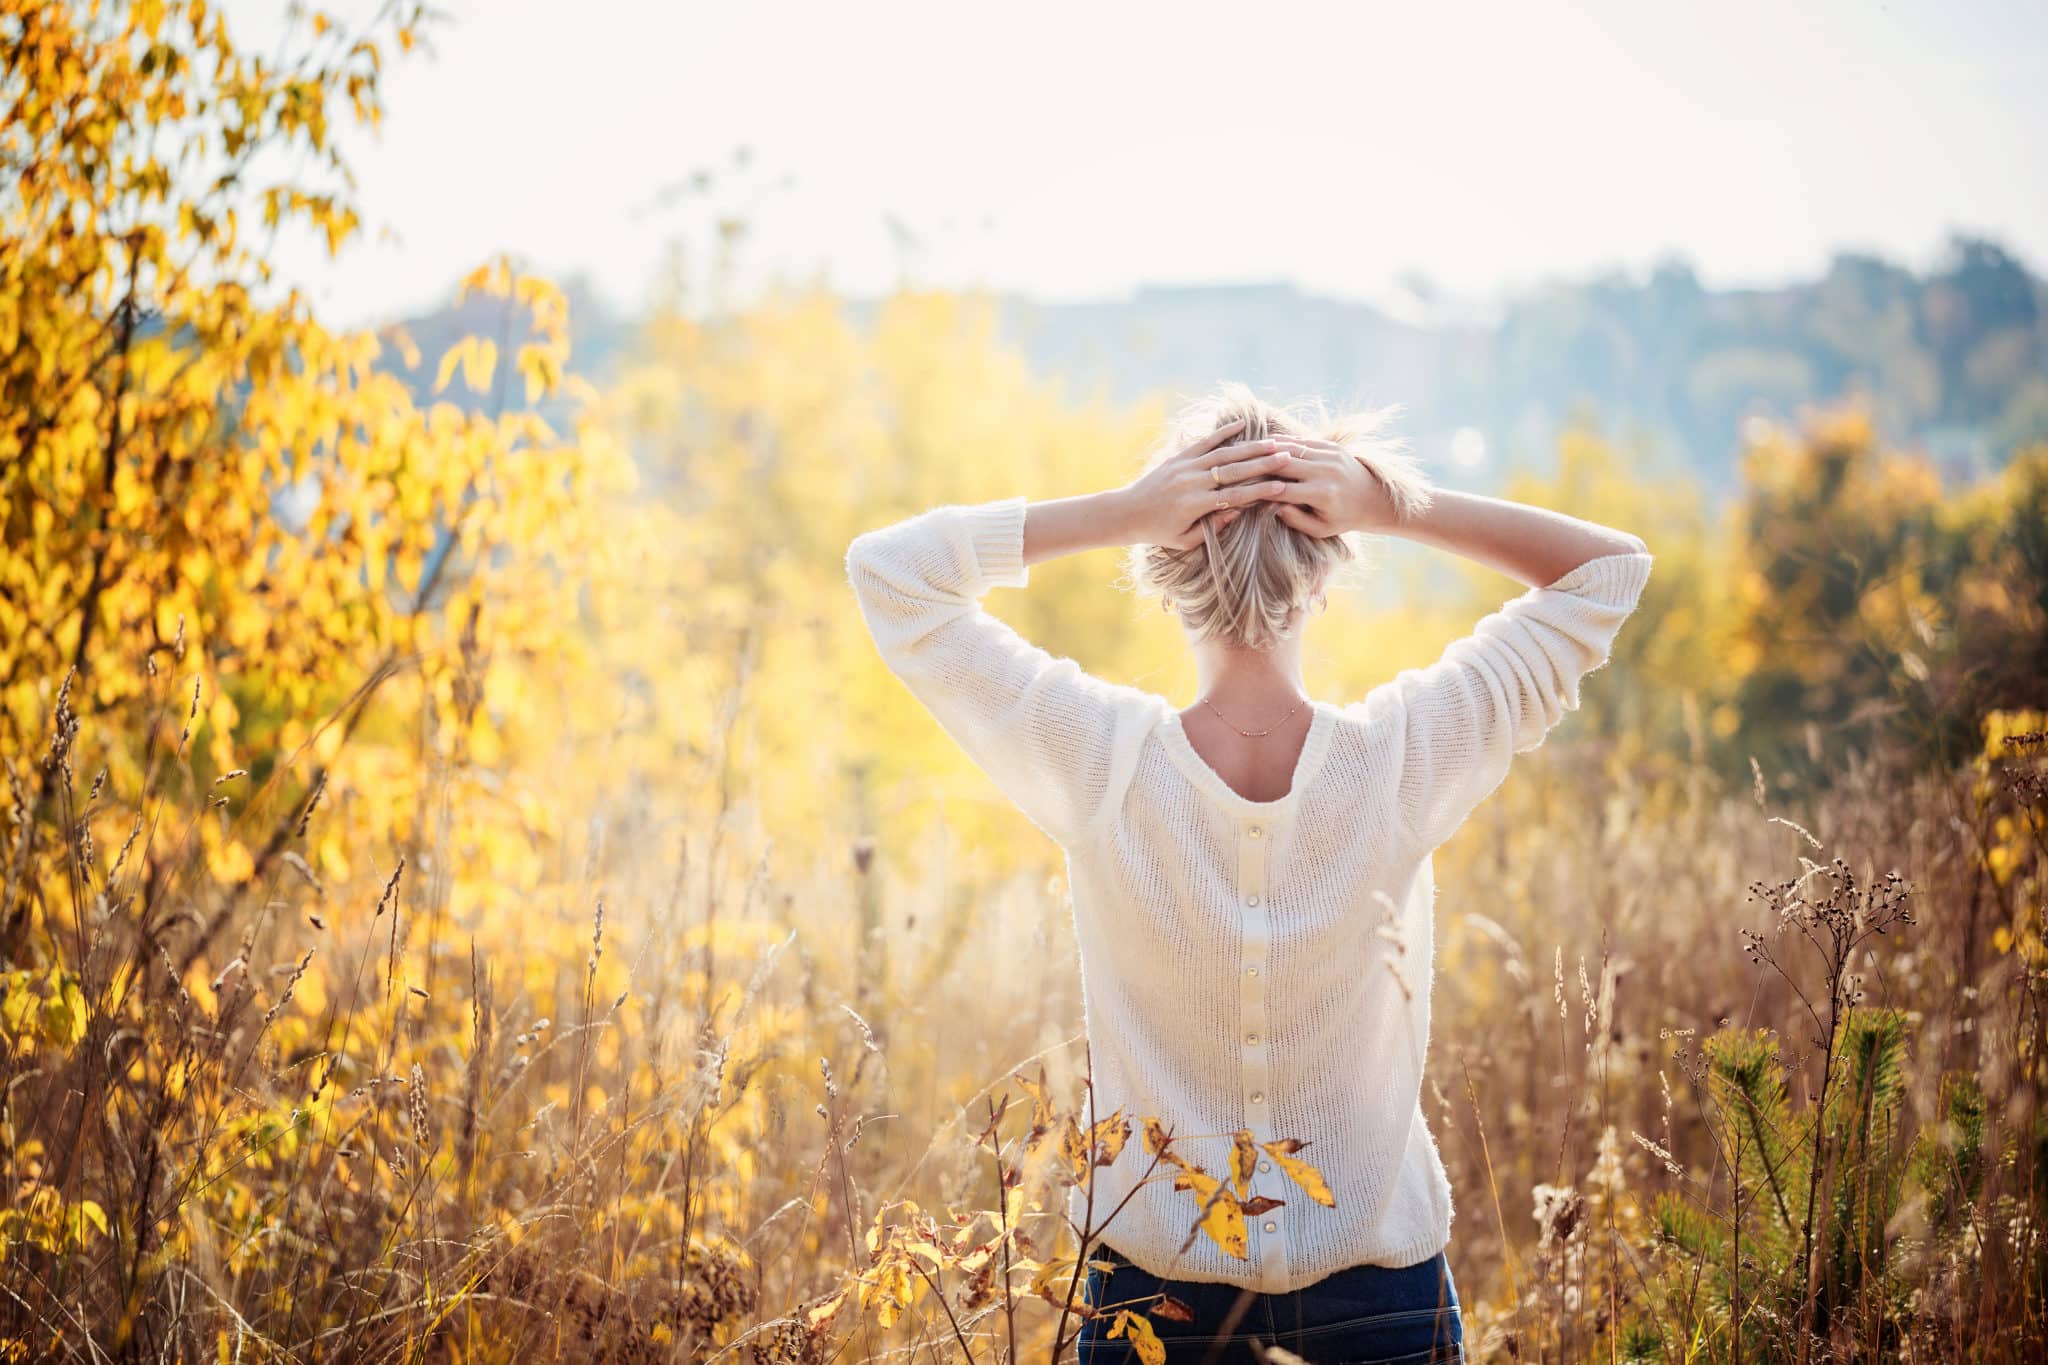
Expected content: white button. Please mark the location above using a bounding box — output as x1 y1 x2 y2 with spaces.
1246 966 1258 977
1263 1220 1278 1234
1248 826 1262 839
1245 895 1260 907
1259 1161 1272 1173
1246 1033 1260 1045
1250 1091 1265 1104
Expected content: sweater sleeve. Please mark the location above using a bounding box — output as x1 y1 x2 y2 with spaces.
1386 550 1655 852
845 496 1146 849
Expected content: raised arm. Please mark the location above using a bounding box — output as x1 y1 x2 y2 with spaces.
1390 486 1648 588
1377 490 1652 850
1263 441 1654 851
846 496 1136 850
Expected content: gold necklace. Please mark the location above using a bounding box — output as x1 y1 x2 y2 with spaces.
1199 693 1309 738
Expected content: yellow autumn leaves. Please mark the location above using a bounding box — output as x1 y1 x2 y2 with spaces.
847 1067 1337 1359
1137 1118 1335 1261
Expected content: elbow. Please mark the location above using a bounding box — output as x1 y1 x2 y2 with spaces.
846 518 915 585
845 527 878 573
845 529 887 595
843 531 926 662
844 539 885 628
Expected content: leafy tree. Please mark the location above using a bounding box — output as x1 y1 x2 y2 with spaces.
0 4 628 1352
1730 404 2048 783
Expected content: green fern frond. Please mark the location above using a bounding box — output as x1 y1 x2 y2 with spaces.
1704 1027 1809 1246
1822 1007 1913 1303
1653 1189 1725 1259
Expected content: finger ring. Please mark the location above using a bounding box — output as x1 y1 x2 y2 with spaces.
1210 467 1222 487
1216 497 1228 510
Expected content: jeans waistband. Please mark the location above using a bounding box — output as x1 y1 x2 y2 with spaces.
1093 1242 1452 1288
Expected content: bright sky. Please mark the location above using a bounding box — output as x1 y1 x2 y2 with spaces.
241 0 2048 327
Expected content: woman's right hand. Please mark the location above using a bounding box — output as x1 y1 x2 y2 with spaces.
1116 418 1304 551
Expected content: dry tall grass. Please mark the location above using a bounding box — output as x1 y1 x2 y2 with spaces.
5 625 2043 1360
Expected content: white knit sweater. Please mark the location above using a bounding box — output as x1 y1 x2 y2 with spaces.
845 496 1654 1292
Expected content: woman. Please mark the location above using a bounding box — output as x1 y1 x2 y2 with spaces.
845 383 1653 1363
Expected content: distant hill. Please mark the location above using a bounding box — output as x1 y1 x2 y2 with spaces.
390 233 2048 496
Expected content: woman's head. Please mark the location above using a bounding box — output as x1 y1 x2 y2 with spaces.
1123 381 1433 653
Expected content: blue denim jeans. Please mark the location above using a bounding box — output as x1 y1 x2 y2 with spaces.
1075 1242 1464 1364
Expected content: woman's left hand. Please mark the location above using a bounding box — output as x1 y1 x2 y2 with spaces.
1117 418 1304 550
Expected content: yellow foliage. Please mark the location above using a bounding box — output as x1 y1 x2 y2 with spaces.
1108 1308 1168 1365
1261 1137 1337 1208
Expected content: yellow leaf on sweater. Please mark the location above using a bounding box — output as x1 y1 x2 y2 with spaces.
1262 1138 1337 1208
1172 1170 1248 1259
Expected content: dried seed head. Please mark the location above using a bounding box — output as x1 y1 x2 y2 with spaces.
263 950 316 1027
282 851 323 894
1532 1182 1586 1252
42 668 79 780
841 1004 879 1053
296 771 327 838
1768 814 1823 850
156 943 193 1016
409 1062 433 1149
374 858 405 918
108 814 142 884
1631 1130 1683 1177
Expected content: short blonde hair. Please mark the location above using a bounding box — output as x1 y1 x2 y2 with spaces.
1122 381 1434 652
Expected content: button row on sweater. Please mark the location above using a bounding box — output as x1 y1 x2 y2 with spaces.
1237 810 1283 1281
